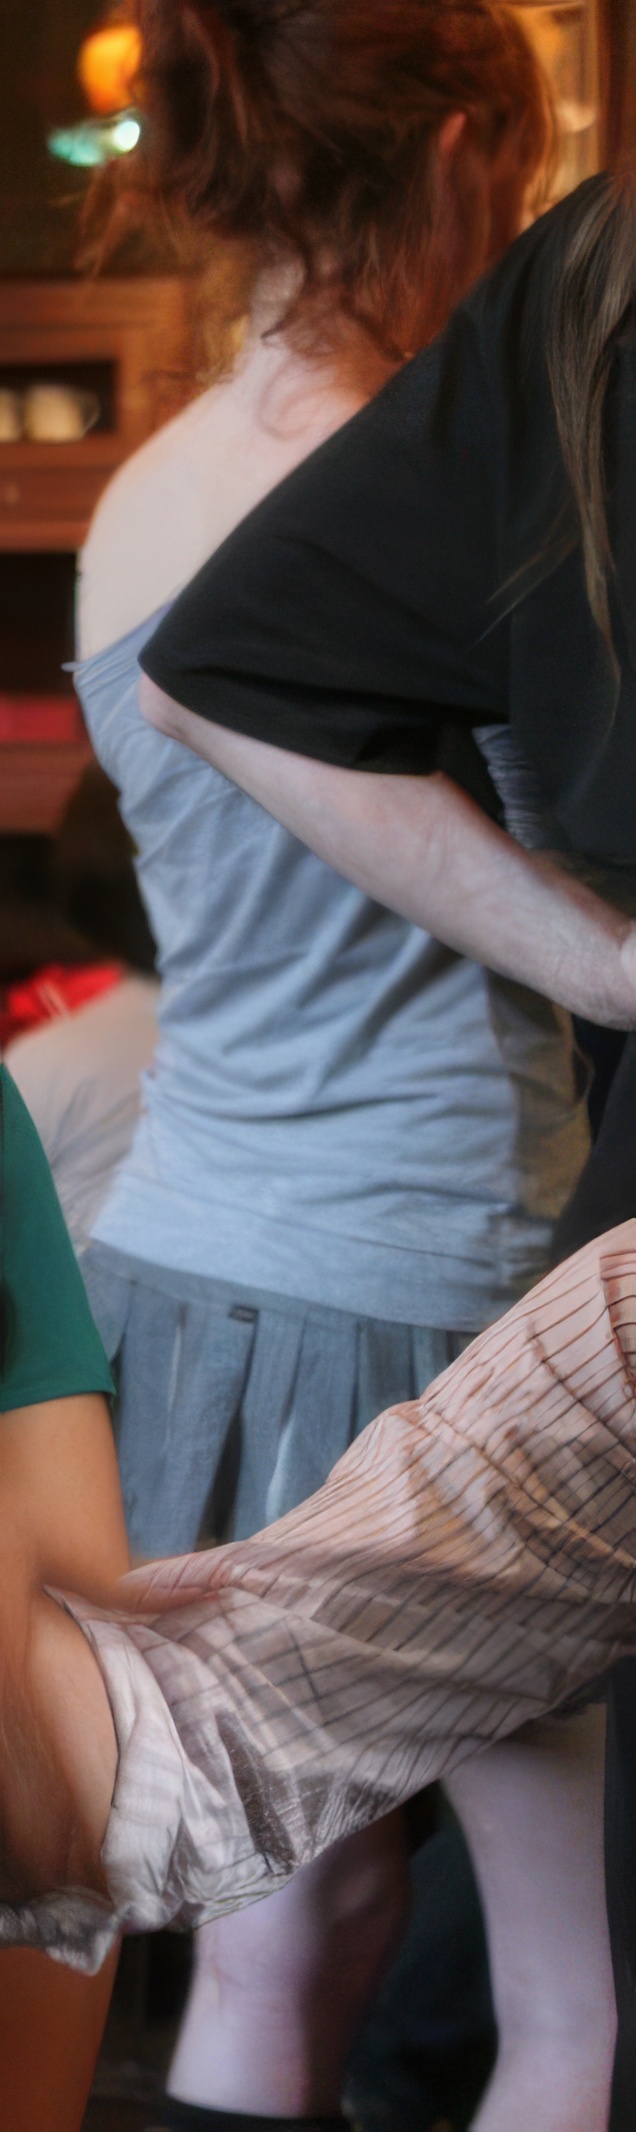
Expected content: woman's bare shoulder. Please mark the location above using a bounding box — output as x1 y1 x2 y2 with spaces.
78 385 228 659
78 349 366 660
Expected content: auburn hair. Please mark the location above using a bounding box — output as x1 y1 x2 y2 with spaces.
88 0 552 363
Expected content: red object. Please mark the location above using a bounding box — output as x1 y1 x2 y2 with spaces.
0 697 83 744
1 961 121 1049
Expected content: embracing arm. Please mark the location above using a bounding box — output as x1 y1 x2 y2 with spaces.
140 675 636 1029
136 224 636 1025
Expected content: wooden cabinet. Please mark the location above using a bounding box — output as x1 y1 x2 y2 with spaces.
0 277 191 549
0 276 192 829
0 446 120 552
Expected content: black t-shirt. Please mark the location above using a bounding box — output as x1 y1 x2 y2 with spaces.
141 175 636 876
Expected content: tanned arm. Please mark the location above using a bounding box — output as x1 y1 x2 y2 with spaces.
0 1393 127 2132
0 1392 129 1600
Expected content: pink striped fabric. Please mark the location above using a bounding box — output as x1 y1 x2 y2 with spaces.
4 1221 636 1972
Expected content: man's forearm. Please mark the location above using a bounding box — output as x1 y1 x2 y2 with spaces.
140 677 636 1027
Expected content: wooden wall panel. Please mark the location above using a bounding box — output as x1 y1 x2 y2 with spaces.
0 277 193 830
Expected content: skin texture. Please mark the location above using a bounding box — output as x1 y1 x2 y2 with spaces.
0 1392 126 1905
0 1393 128 2132
139 677 636 1030
168 1812 410 2116
0 1582 118 1910
0 1393 129 1601
447 1712 616 2132
0 1946 119 2132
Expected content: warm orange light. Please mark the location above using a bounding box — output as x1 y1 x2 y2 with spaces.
78 23 142 116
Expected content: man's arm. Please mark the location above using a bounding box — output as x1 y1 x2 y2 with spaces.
140 675 636 1029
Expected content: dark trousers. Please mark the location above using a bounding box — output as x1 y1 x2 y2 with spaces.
607 1662 636 2126
552 1032 636 2128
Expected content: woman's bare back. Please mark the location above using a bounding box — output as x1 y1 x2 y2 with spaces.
78 333 366 660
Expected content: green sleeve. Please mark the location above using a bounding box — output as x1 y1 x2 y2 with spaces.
0 1064 115 1413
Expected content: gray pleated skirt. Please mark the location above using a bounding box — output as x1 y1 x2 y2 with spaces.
82 1240 472 1557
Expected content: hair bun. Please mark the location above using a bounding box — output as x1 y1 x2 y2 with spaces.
98 2 552 365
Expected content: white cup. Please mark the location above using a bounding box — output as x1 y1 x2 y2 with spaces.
0 389 23 442
23 384 101 443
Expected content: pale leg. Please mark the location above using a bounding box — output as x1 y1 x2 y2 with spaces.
446 1707 616 2132
168 1810 410 2116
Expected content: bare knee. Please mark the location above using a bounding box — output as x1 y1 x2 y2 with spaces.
448 1714 616 2131
311 1812 410 1989
194 1810 409 2008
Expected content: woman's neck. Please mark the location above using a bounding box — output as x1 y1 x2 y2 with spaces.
229 327 363 437
234 276 396 421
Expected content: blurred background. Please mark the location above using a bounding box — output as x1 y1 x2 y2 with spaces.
0 4 622 2128
0 0 609 853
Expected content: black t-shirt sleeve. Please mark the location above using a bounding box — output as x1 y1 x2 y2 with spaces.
140 295 511 805
140 181 607 814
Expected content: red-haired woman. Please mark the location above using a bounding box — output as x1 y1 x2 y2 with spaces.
75 6 611 2128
